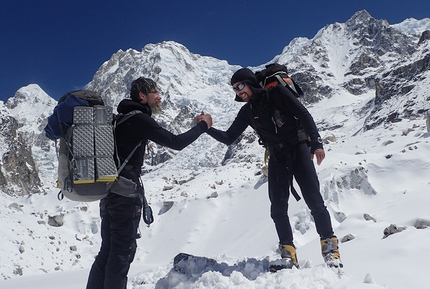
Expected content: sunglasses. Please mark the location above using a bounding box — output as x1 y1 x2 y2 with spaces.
232 83 245 92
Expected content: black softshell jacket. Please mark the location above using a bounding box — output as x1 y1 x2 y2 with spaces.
115 99 208 184
207 85 320 151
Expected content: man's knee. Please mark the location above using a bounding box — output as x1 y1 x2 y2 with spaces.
271 207 289 221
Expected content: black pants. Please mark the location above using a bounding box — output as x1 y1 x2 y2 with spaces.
86 193 142 289
268 142 333 245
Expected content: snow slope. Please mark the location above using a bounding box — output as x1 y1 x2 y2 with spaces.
2 86 430 288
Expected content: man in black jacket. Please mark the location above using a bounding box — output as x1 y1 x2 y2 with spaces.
199 68 342 269
86 77 212 289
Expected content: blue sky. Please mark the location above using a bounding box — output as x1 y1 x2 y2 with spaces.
1 0 429 102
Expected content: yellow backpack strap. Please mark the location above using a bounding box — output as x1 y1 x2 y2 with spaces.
264 149 270 166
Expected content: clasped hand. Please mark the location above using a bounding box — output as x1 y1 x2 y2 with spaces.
195 111 212 129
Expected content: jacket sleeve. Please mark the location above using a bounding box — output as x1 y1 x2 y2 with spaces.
132 113 209 150
206 106 249 145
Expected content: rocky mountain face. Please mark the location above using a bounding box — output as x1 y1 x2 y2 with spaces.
0 114 41 196
0 10 429 197
273 10 430 133
0 84 56 196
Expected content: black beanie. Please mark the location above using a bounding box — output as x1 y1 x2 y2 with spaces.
230 68 260 88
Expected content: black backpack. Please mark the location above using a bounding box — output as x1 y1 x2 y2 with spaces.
253 64 309 145
254 64 307 202
255 63 304 97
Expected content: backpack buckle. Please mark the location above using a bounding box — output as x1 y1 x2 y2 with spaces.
275 141 286 149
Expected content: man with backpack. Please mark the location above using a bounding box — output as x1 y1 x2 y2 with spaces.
198 67 342 270
86 77 212 289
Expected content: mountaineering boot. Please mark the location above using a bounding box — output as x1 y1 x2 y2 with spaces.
321 236 343 268
279 244 299 268
269 244 299 272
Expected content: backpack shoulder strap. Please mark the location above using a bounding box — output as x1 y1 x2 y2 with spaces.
114 110 143 127
113 110 144 175
116 142 143 175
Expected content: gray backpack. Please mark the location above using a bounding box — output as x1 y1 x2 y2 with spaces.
46 90 142 202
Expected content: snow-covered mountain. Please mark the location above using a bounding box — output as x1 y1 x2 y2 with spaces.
1 10 430 289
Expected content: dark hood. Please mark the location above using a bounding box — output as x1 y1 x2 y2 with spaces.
117 99 152 116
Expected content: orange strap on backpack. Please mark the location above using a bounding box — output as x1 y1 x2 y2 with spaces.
264 77 293 89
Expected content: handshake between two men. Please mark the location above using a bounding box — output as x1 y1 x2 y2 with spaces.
195 111 212 129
